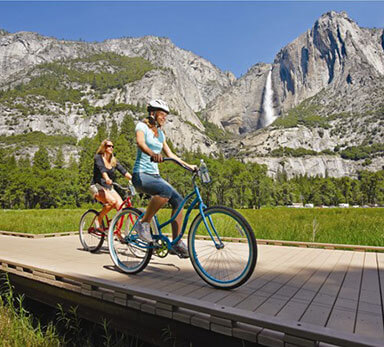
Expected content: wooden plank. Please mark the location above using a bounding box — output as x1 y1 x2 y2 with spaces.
275 249 344 322
207 245 293 306
2 231 384 251
377 252 384 328
249 248 324 313
247 248 322 312
354 252 384 338
172 244 278 299
257 328 285 347
254 248 330 316
142 271 196 293
299 251 354 326
235 247 317 311
246 246 302 290
325 252 364 333
232 322 261 342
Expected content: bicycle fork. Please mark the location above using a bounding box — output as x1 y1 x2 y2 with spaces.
199 204 224 249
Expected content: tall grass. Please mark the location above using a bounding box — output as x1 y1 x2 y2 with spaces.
0 207 383 246
0 273 62 346
0 273 146 346
241 207 384 246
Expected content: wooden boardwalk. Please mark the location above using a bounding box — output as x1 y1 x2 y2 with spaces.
0 234 383 346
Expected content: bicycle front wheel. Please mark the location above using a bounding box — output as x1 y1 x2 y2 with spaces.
108 207 152 274
79 209 105 253
188 206 257 289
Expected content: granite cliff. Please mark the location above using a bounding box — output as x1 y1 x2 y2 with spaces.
1 11 383 178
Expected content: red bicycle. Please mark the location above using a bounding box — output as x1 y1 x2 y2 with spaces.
79 182 136 253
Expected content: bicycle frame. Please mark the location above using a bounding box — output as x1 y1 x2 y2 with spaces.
95 193 133 237
133 159 224 250
110 196 134 235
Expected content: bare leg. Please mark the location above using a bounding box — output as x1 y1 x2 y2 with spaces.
98 205 113 227
95 189 121 226
141 195 169 223
109 190 123 210
171 208 183 240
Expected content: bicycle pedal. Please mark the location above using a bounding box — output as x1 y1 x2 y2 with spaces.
169 248 189 259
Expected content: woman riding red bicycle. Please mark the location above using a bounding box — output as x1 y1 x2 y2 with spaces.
90 139 132 232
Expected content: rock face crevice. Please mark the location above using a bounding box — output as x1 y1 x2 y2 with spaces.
300 47 309 78
381 30 384 51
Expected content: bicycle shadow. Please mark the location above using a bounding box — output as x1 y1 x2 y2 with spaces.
76 246 109 254
103 261 181 274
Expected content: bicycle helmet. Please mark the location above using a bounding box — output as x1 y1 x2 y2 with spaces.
147 99 170 114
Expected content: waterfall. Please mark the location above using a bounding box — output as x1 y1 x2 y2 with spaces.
261 69 276 127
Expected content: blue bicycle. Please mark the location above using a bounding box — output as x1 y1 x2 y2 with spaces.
108 158 257 289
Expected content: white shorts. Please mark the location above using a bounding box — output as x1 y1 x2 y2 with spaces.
89 183 104 197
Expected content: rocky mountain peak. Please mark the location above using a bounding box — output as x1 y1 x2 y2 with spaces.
268 11 384 116
0 28 10 36
317 10 351 23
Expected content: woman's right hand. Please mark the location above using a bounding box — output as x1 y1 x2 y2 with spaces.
151 153 163 162
106 178 113 185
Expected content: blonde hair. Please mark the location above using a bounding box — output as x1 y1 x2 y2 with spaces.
96 139 117 167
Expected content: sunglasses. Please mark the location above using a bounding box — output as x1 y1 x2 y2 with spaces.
106 145 114 148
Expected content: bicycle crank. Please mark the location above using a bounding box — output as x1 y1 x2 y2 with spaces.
154 239 169 258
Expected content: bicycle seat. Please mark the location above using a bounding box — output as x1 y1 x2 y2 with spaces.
139 193 151 200
92 199 107 207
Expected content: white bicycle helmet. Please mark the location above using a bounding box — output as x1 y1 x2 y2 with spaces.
147 99 170 114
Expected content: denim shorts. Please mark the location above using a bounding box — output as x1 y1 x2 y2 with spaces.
132 172 183 209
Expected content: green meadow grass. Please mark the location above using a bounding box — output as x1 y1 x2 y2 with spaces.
241 208 384 246
0 209 87 234
0 207 383 246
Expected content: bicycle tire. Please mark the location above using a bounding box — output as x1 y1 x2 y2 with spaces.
188 206 257 289
79 209 105 253
108 207 153 274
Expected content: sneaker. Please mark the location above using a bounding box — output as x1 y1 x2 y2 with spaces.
134 220 153 243
94 220 104 234
170 240 189 258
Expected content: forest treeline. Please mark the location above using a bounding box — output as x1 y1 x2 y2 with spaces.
1 115 384 209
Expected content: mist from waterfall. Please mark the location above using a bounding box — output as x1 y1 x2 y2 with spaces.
262 69 276 127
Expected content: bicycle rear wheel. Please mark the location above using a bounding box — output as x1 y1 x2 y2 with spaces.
188 206 257 289
108 207 152 274
79 209 105 253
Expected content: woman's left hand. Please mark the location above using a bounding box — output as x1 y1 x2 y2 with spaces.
188 164 198 172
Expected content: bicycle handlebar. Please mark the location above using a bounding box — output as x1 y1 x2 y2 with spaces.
112 182 136 194
163 157 196 172
112 182 128 190
151 156 196 173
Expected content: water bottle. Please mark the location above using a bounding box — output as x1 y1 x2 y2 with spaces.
199 159 211 184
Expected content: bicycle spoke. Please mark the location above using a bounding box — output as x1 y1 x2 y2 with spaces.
108 208 153 274
189 206 257 289
79 210 105 252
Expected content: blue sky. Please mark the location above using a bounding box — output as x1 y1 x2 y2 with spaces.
0 1 383 77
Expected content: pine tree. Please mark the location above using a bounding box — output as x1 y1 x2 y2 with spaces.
120 114 136 142
54 148 65 168
33 147 50 171
109 119 119 140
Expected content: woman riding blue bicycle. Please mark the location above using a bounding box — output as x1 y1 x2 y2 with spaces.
131 99 197 258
